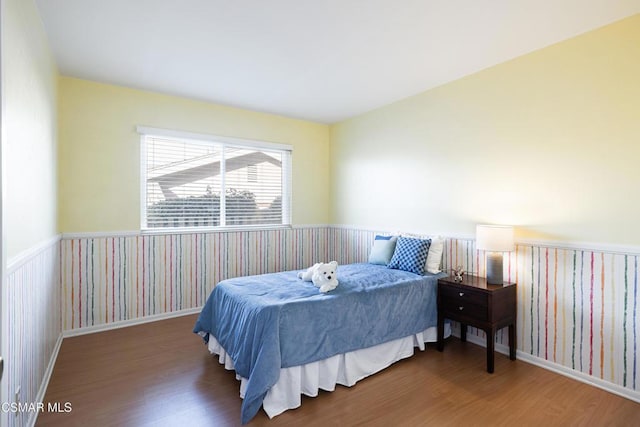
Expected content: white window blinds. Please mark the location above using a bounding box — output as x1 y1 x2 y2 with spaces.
139 127 291 230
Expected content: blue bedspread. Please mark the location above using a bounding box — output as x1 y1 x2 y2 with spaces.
193 263 445 424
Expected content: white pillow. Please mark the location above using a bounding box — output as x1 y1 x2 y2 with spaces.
425 236 444 274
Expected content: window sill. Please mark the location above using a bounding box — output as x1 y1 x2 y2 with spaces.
140 224 293 236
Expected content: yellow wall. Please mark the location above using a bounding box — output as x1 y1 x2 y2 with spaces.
58 77 330 232
3 0 58 258
330 14 640 246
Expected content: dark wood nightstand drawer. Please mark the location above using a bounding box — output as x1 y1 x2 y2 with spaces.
440 300 488 322
438 285 487 307
439 284 488 321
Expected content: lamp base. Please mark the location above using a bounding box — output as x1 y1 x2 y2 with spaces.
486 252 504 285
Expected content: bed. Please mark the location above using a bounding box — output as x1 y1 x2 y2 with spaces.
194 259 448 424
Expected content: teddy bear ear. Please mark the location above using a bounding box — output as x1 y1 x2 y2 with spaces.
329 260 338 268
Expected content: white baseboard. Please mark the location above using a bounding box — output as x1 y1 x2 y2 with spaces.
460 333 640 404
28 333 64 427
62 307 202 338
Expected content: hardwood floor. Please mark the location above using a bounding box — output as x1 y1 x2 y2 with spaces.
38 314 640 426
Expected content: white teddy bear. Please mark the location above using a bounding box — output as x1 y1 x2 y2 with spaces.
297 261 339 293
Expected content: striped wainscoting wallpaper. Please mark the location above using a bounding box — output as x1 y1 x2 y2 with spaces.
59 227 330 330
5 238 61 427
327 227 640 400
40 225 640 409
327 226 376 264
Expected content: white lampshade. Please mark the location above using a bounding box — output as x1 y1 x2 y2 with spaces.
476 225 514 252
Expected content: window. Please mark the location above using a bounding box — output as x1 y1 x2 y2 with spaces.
138 127 291 230
247 164 258 183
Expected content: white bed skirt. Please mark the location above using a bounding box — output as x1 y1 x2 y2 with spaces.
207 324 451 418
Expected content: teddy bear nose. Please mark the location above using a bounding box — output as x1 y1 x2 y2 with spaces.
327 275 332 280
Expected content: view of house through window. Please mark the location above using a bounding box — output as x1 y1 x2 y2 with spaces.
141 130 291 230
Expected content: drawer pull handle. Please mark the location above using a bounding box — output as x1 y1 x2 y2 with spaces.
459 306 464 311
459 292 464 297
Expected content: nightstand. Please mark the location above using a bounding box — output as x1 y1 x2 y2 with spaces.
436 274 516 373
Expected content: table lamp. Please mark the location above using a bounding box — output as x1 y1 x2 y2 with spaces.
476 225 514 285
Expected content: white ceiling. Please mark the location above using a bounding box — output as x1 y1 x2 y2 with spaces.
35 0 640 124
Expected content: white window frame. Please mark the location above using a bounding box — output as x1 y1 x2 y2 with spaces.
138 126 292 233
